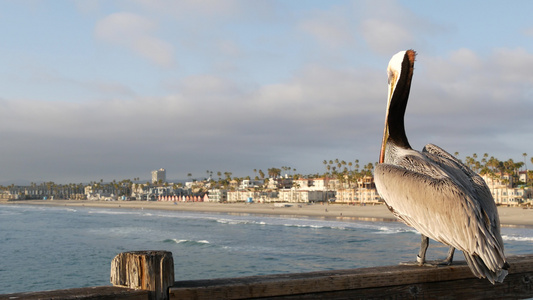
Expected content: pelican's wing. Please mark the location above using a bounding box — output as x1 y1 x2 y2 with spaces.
374 156 506 269
376 161 479 248
422 144 501 236
422 144 482 185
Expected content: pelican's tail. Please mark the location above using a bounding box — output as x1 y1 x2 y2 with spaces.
464 253 509 284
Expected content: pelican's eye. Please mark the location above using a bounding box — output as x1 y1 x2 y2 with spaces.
387 68 396 86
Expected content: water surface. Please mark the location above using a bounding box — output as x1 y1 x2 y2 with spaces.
1 204 531 294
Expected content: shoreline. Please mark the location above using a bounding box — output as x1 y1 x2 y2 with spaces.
2 199 533 227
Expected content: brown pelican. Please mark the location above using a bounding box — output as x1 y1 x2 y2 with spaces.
374 50 509 284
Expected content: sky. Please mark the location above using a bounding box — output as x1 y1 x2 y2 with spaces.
1 0 532 184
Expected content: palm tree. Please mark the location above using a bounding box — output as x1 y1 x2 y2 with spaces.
267 168 280 178
481 153 489 166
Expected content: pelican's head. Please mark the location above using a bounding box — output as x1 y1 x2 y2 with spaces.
379 50 416 163
386 51 407 107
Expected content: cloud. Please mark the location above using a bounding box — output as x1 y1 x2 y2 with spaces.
94 12 174 67
73 0 101 14
132 0 242 17
524 27 533 37
2 37 533 183
355 0 448 56
298 8 356 49
0 58 388 182
360 19 414 54
131 0 277 21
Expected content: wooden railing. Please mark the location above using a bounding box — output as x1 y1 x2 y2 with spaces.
2 251 533 299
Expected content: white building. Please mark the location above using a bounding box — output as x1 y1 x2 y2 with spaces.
151 168 166 184
227 190 255 202
336 188 382 204
226 190 279 202
481 174 532 206
239 179 264 190
293 178 327 191
277 190 333 203
207 189 227 202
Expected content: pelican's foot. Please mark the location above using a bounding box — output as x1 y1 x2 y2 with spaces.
399 261 444 267
399 255 446 267
434 258 453 266
400 255 453 267
400 255 429 267
400 261 423 266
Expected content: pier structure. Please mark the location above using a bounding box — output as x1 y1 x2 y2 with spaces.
2 251 533 299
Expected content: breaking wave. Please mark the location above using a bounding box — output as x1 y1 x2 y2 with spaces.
212 215 416 235
502 234 533 242
163 239 211 246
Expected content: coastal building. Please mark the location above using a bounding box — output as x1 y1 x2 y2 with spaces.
7 185 50 200
253 191 279 202
146 186 173 200
482 173 513 189
481 174 532 206
151 168 166 184
130 183 145 200
225 190 279 202
6 184 85 200
356 176 375 189
491 187 532 206
0 190 12 200
265 177 294 190
9 166 533 207
519 171 529 184
336 187 383 204
85 185 116 201
239 179 264 190
207 189 227 202
227 190 255 202
336 188 356 203
277 189 333 203
293 178 327 191
325 178 340 190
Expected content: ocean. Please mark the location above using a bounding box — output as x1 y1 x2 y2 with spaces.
1 204 532 294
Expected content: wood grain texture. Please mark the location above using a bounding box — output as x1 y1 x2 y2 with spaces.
170 255 533 299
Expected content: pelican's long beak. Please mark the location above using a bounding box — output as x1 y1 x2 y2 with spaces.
379 68 397 164
379 125 388 164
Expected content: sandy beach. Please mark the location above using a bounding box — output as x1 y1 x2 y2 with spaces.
2 199 533 227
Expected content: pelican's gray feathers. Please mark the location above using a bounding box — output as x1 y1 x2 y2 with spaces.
374 145 507 283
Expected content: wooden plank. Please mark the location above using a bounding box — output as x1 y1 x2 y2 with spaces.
0 286 149 300
169 254 533 299
250 272 533 299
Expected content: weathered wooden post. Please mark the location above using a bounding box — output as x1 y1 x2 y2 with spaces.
111 250 174 300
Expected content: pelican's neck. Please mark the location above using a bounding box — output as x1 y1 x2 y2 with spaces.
387 50 415 150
